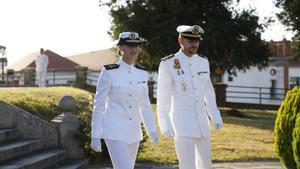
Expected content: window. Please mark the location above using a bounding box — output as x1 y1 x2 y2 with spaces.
290 77 300 89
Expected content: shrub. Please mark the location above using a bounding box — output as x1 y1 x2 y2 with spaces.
274 87 300 169
293 113 300 168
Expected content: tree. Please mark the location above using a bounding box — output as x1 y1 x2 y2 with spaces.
101 0 270 72
275 0 300 58
275 0 300 38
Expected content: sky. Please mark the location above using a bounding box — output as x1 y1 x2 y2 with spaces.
0 0 295 65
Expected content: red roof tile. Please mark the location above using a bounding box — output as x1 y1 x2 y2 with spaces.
27 50 79 70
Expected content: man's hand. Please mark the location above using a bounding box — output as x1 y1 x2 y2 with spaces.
214 122 223 131
91 138 102 152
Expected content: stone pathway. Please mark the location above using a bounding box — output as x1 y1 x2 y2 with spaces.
88 161 283 169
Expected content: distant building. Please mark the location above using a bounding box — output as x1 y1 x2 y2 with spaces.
67 48 119 86
6 50 79 86
4 48 118 87
223 39 300 105
67 48 118 71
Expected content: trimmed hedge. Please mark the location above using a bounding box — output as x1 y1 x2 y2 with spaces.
274 87 300 169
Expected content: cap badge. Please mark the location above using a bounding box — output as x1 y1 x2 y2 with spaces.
129 32 137 39
192 26 200 34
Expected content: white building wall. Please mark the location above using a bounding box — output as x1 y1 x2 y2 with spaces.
86 71 100 86
289 67 300 88
44 71 76 85
289 67 300 77
223 66 285 105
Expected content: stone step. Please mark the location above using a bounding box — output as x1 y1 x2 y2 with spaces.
53 159 89 169
0 149 67 169
0 129 19 143
0 139 42 162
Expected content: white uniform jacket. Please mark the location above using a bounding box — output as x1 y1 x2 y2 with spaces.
91 59 157 143
157 49 222 138
35 54 49 72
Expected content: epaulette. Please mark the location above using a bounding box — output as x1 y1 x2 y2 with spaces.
104 64 120 70
161 54 174 61
134 64 148 71
198 54 208 60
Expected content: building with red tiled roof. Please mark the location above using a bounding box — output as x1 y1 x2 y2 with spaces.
67 48 118 71
28 50 79 70
6 50 79 71
5 49 82 86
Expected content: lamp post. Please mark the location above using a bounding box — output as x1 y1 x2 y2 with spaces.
0 45 7 81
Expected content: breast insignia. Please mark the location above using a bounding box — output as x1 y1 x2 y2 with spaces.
161 54 174 61
104 64 120 70
134 64 148 71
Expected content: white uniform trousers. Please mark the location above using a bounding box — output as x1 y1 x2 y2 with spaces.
174 137 211 169
104 139 140 169
37 71 47 87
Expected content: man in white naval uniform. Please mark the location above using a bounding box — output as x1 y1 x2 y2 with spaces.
157 25 223 169
35 48 48 87
91 32 158 169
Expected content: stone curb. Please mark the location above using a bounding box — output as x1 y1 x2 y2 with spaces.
88 161 283 169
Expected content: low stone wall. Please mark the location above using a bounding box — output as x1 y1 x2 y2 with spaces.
0 100 58 148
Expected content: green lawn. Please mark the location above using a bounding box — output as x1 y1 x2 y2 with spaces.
137 106 279 164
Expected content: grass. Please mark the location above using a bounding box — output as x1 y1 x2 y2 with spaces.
0 87 93 121
0 86 95 161
137 106 279 164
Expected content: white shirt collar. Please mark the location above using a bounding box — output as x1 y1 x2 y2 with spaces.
117 58 134 70
179 49 196 61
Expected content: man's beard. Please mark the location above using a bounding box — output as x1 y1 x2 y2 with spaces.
188 47 198 54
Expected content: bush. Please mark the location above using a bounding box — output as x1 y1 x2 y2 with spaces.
274 87 300 169
293 114 300 168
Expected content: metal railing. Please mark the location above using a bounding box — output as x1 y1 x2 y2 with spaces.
0 69 76 87
226 85 287 105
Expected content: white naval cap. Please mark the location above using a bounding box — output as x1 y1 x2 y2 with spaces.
117 32 148 46
176 25 204 40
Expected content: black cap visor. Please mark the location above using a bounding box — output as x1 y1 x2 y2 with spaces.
180 33 201 40
117 38 141 46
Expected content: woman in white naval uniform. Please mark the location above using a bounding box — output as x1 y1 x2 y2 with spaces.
91 32 159 169
157 25 223 169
